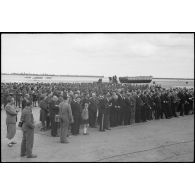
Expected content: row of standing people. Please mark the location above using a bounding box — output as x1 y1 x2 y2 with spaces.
38 87 194 136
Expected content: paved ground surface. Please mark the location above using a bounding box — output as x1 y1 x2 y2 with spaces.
1 107 194 162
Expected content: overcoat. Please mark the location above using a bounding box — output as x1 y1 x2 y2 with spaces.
39 100 48 122
5 103 17 139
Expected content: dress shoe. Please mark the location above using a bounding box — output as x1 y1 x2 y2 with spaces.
27 154 37 158
106 128 111 130
20 154 26 157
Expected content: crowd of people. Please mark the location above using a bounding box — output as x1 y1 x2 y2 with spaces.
2 81 194 158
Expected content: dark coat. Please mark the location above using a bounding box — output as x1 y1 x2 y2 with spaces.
20 106 35 131
39 100 48 122
89 98 98 113
71 101 82 118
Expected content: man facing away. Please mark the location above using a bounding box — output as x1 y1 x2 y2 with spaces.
20 101 37 158
59 94 74 143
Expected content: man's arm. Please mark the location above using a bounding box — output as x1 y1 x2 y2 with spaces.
5 105 17 115
25 113 35 129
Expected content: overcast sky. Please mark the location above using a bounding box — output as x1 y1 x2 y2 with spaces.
1 33 194 78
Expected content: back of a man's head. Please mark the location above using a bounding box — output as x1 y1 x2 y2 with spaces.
63 93 68 100
26 101 32 107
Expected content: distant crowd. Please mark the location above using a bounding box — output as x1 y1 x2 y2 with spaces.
2 81 194 132
2 81 194 158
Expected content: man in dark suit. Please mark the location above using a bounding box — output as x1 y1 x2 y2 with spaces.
88 93 98 128
110 92 119 127
153 92 161 119
49 96 59 137
123 93 131 125
98 93 111 131
135 92 143 123
129 91 136 124
71 96 82 135
116 90 123 125
140 92 147 122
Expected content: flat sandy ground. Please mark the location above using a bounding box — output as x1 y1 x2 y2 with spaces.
1 107 194 162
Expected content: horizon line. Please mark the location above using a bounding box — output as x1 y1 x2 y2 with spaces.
1 72 194 80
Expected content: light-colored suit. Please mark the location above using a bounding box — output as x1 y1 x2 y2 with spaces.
59 101 73 143
5 103 17 139
5 103 17 124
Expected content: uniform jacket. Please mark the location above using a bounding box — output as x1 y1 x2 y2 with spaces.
59 101 73 123
20 106 35 131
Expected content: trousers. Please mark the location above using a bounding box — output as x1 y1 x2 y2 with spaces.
21 129 34 157
60 121 69 143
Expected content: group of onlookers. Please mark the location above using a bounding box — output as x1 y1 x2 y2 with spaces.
2 81 194 159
